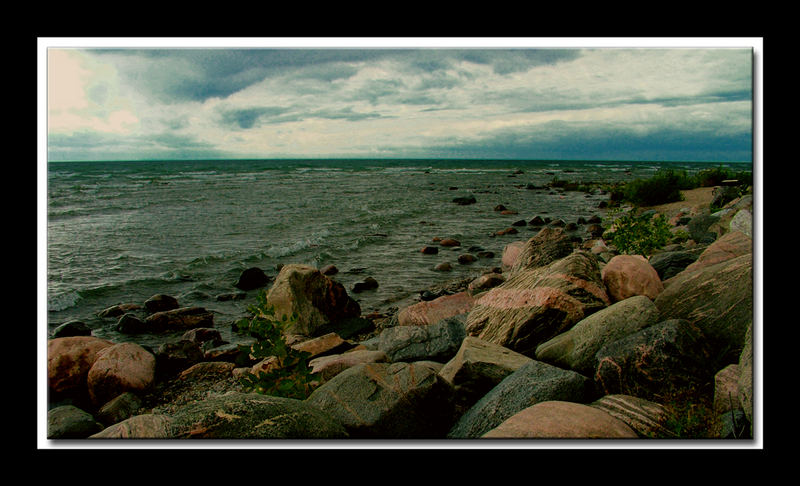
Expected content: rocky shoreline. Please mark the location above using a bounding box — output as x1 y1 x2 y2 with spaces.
46 185 755 442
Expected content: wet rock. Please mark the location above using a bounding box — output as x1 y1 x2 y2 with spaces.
144 294 180 313
235 267 271 291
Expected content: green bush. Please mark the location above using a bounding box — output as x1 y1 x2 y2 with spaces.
234 291 318 399
622 169 692 206
604 210 673 256
694 165 753 187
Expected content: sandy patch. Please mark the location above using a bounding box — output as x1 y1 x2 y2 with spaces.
639 187 715 219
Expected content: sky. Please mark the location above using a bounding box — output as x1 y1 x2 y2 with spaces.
41 38 759 162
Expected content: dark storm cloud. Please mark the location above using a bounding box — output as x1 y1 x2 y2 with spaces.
91 48 584 103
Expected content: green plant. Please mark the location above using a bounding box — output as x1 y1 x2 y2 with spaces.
604 209 673 256
234 292 318 399
622 169 692 206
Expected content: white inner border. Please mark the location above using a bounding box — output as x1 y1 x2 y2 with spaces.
37 37 764 451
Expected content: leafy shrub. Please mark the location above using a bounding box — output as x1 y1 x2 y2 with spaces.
695 165 753 188
234 291 318 399
604 210 673 256
622 169 693 206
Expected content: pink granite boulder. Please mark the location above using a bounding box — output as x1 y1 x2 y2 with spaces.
601 254 664 302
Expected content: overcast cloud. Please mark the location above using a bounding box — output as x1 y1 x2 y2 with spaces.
44 40 755 162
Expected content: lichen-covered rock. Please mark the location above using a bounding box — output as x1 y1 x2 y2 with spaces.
535 295 660 375
447 359 597 439
87 342 157 406
306 361 455 438
166 392 348 439
466 251 610 356
482 401 638 439
601 254 664 302
594 319 714 402
264 264 361 336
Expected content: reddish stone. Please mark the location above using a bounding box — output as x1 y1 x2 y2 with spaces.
398 291 476 326
48 336 115 396
601 254 664 302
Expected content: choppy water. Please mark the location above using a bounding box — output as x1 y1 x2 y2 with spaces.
45 158 749 348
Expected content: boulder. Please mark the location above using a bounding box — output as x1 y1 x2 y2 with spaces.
438 336 533 413
144 307 215 333
654 253 753 364
434 262 452 272
439 238 461 247
687 211 720 244
352 277 379 293
306 361 455 438
47 405 104 439
458 253 477 264
467 273 505 293
320 264 339 276
378 316 466 363
309 349 390 382
465 251 610 357
144 294 179 313
511 226 572 275
90 414 173 439
397 291 475 327
291 332 352 359
713 364 743 416
677 230 751 276
447 359 597 439
738 323 754 431
264 264 361 337
589 394 677 439
601 255 664 302
500 240 526 271
116 313 147 334
594 319 714 402
97 303 141 318
87 342 157 406
648 250 700 280
729 209 752 238
421 246 439 255
96 391 144 426
47 336 114 397
235 267 271 290
51 320 92 338
482 401 638 439
535 295 661 375
155 339 205 378
181 327 224 346
452 194 476 205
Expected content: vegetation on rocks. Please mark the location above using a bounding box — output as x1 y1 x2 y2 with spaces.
233 291 318 400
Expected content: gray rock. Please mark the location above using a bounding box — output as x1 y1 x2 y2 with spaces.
648 251 700 280
447 359 597 438
378 316 466 363
535 295 660 375
168 392 348 439
96 392 143 426
306 361 455 438
48 405 104 439
52 320 92 338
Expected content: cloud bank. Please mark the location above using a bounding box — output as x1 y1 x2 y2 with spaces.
45 42 754 162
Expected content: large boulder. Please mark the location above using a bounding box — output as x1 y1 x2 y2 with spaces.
309 349 389 383
447 359 597 439
482 401 638 439
165 392 348 439
676 230 751 276
306 361 456 438
508 227 574 275
648 250 700 280
594 319 714 402
87 342 157 406
143 294 179 313
535 295 661 375
654 253 753 365
264 264 361 337
47 336 114 398
438 336 533 413
397 291 475 327
601 255 664 302
738 323 754 433
378 316 466 363
465 251 610 357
